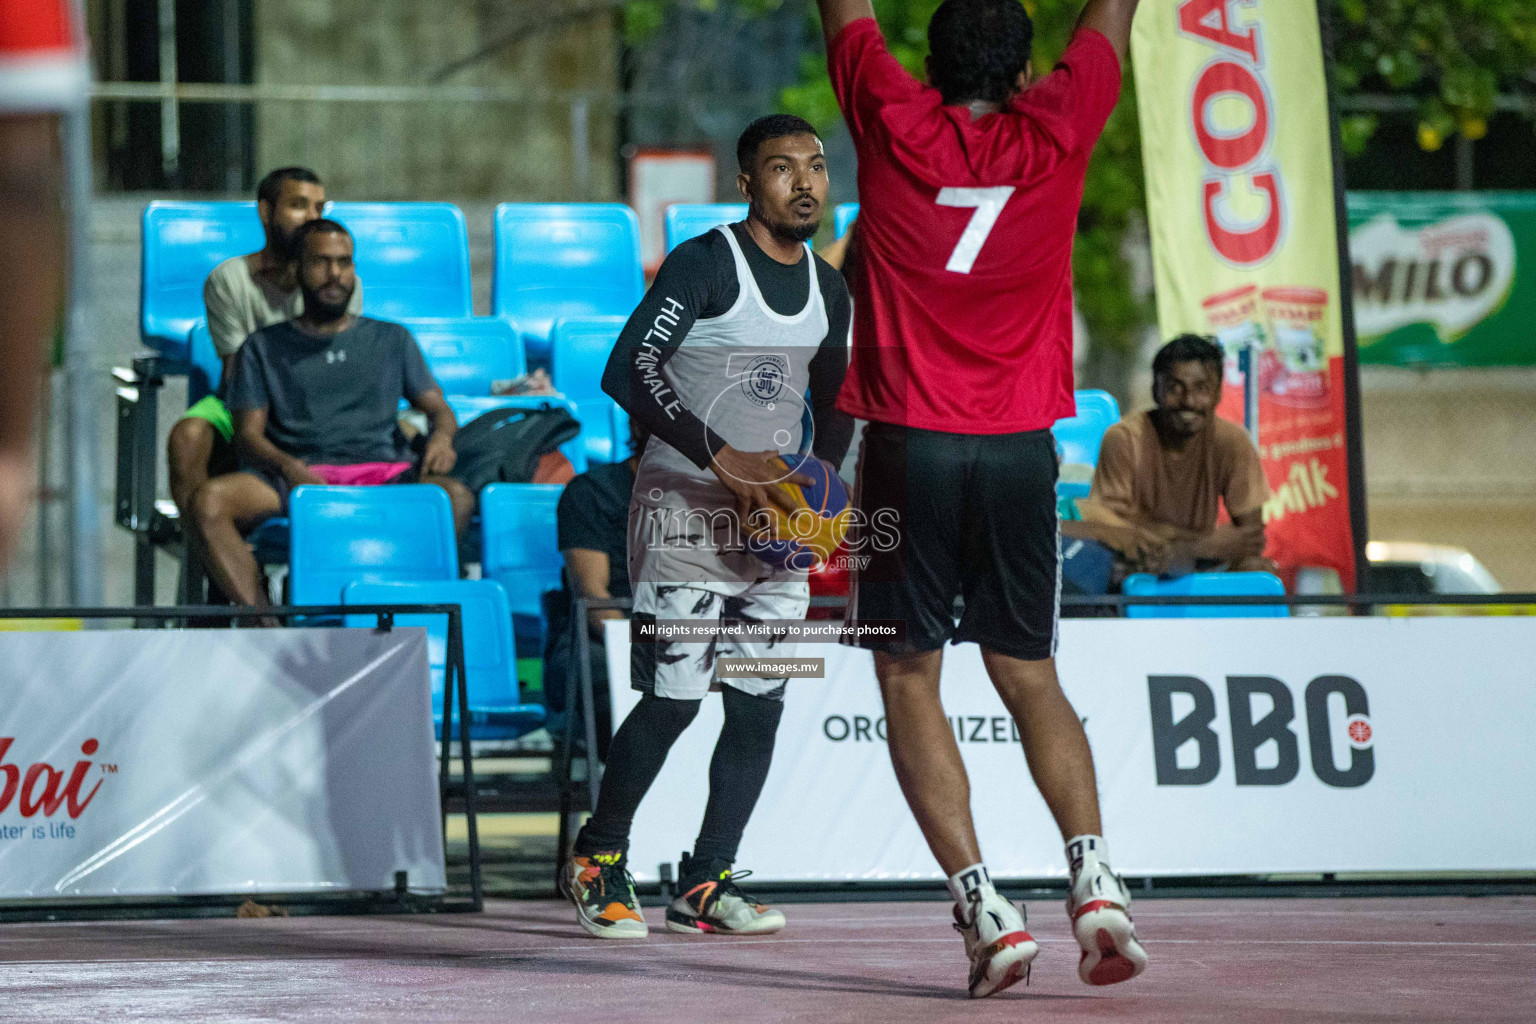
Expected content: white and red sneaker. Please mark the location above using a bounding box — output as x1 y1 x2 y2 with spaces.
1067 858 1148 986
953 890 1039 998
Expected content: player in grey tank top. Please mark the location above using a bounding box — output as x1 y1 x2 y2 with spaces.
559 115 853 941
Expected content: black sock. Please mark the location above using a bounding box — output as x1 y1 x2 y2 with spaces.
575 693 701 855
690 687 785 867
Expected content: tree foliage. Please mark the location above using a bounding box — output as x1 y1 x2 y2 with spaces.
1331 0 1536 153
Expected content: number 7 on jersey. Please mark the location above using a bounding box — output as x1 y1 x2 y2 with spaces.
936 187 1015 274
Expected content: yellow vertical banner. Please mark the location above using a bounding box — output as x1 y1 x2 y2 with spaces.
1132 0 1362 589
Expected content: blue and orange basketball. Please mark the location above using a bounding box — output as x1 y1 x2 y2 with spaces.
745 453 852 573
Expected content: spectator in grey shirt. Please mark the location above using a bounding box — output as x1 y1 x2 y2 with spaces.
187 219 470 616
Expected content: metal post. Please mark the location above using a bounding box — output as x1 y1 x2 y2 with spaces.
448 606 482 910
222 0 243 193
62 81 104 608
438 613 455 843
573 596 601 812
157 0 180 183
1316 0 1372 594
35 372 54 606
570 98 591 202
1454 134 1475 191
1239 345 1260 447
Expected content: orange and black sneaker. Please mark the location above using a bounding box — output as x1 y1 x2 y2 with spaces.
665 854 786 935
560 848 647 939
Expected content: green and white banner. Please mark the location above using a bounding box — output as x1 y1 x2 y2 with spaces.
1348 192 1536 367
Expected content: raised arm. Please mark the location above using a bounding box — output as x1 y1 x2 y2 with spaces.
807 264 854 468
814 0 876 50
1077 0 1141 67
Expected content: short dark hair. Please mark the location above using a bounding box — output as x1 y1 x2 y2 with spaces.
928 0 1034 106
736 114 820 174
256 166 321 207
291 217 352 259
1153 333 1224 380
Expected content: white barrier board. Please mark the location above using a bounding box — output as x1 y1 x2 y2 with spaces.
0 628 445 898
606 617 1536 881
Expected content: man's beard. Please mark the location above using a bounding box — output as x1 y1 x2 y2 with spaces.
766 212 819 243
300 281 352 322
270 223 303 261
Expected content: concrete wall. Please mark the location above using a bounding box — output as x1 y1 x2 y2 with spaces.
252 0 619 201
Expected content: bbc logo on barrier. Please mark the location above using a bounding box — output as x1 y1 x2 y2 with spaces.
1148 674 1375 788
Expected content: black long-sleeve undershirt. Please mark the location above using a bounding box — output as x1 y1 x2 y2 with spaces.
601 223 853 471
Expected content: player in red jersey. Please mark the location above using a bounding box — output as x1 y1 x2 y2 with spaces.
814 0 1146 997
0 0 86 565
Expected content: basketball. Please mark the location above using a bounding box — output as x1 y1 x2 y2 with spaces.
745 452 852 572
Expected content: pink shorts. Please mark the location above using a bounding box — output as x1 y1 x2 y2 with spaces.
310 462 413 486
244 460 417 516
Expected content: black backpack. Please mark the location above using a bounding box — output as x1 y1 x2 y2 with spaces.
446 404 581 491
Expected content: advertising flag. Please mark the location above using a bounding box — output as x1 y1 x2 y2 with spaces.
1132 0 1365 588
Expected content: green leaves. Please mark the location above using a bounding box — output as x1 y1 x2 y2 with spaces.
1330 0 1536 150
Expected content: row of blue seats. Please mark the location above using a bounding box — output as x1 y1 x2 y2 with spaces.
290 482 562 742
142 201 647 366
662 202 861 253
144 200 865 369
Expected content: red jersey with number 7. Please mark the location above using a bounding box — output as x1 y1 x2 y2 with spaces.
829 19 1121 433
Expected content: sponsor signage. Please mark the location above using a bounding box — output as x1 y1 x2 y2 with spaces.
1131 0 1362 588
0 628 445 899
606 617 1536 881
1347 191 1536 367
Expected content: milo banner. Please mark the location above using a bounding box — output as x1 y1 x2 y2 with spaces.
1132 0 1362 588
1348 192 1536 367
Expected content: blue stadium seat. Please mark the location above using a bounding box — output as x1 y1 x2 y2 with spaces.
491 203 644 364
480 483 565 624
445 395 589 475
344 579 546 741
834 202 860 239
141 201 264 361
289 485 459 606
1052 389 1122 501
403 317 527 397
549 316 627 463
327 202 473 321
186 321 222 403
665 203 748 253
1122 571 1288 618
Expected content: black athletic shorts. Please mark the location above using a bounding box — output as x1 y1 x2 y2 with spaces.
846 421 1060 661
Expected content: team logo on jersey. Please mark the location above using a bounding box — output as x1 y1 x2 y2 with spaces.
737 354 789 408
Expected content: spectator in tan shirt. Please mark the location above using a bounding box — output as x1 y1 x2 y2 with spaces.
1065 334 1275 580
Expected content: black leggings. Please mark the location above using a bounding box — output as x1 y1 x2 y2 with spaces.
575 688 784 866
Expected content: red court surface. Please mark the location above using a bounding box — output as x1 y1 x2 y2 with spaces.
0 896 1530 1022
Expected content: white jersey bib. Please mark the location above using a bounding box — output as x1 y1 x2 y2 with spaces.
632 226 829 513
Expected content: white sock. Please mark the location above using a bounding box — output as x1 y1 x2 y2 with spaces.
1066 834 1110 879
947 863 995 908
